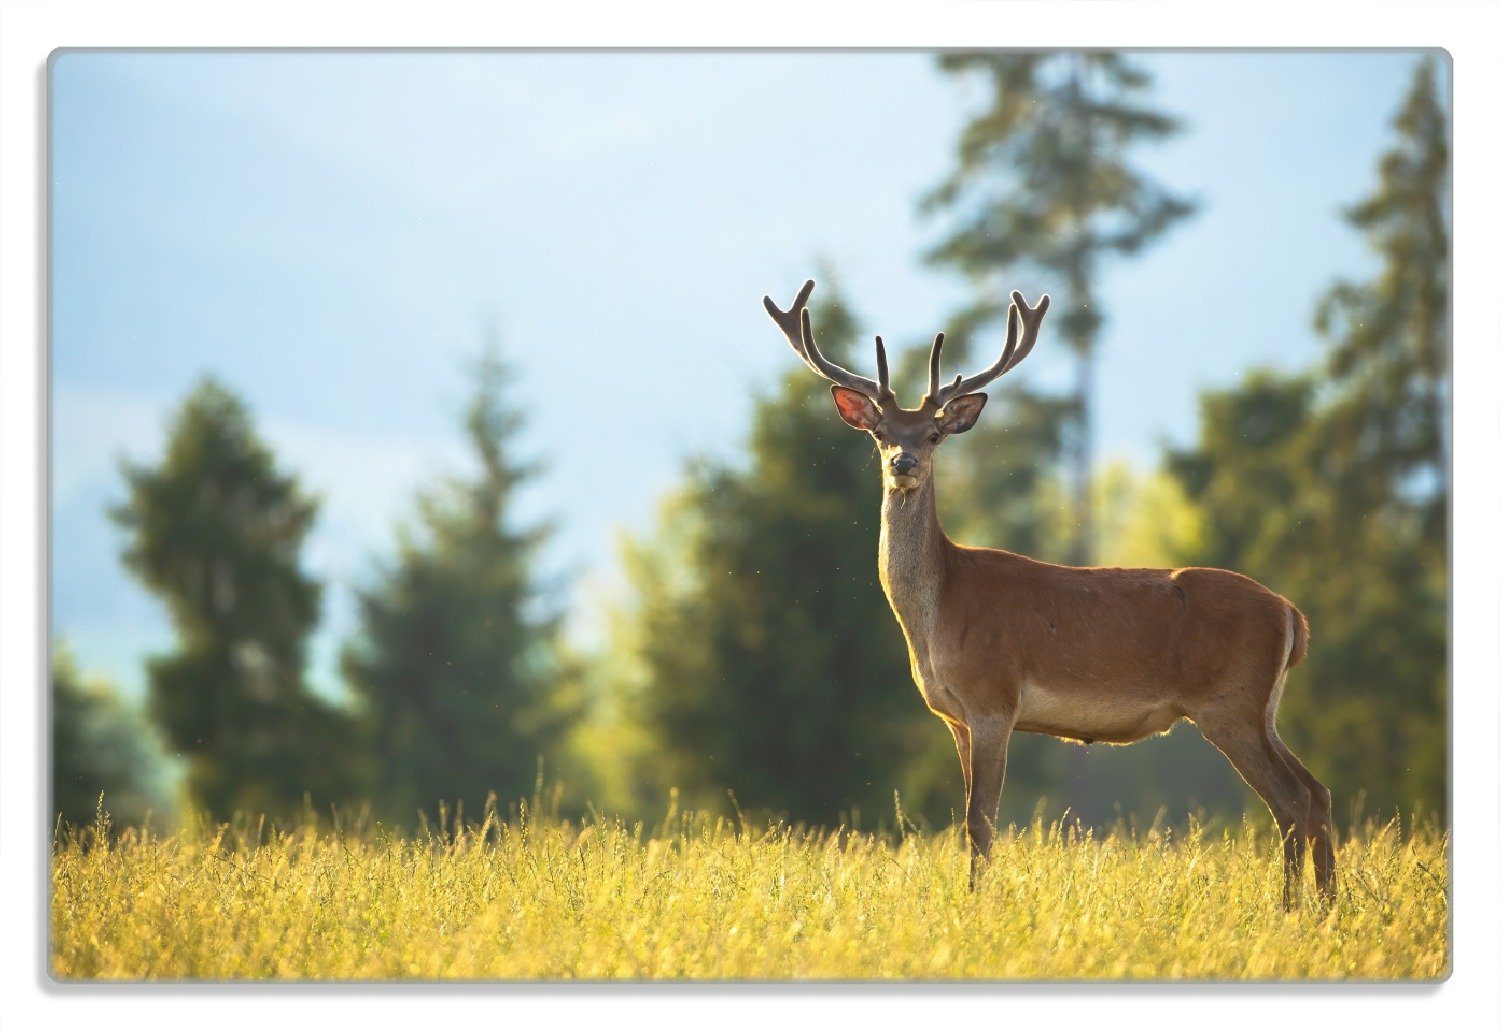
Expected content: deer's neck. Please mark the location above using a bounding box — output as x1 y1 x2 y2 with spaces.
878 476 949 645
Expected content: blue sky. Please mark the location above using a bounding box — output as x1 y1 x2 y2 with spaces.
50 50 1432 699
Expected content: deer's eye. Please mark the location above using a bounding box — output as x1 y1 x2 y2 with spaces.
928 432 942 444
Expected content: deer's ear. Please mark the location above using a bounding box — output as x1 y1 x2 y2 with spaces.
937 393 987 435
830 387 880 431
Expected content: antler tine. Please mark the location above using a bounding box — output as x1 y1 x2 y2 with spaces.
1002 290 1051 372
931 291 1051 408
925 332 945 403
874 336 892 401
929 307 1015 409
762 280 887 401
762 280 818 369
799 309 886 398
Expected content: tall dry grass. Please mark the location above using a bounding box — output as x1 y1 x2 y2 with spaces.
50 795 1448 981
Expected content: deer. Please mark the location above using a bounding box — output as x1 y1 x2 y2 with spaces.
764 279 1335 907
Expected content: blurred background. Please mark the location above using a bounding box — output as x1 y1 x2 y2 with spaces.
50 50 1448 833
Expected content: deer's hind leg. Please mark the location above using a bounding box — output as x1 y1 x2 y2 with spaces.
1269 731 1336 902
1197 709 1313 909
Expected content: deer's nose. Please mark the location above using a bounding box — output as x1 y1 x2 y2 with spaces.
891 452 919 475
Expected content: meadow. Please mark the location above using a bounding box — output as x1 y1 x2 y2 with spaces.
50 797 1449 981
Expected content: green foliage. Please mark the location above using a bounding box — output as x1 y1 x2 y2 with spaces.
923 53 1195 354
1170 59 1449 819
585 284 943 825
52 643 172 830
1091 460 1205 568
341 345 573 826
934 381 1076 561
1314 56 1449 540
112 378 359 822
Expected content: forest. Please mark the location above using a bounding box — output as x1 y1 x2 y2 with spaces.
53 54 1448 838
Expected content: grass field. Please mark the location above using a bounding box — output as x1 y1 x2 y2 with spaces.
50 798 1449 981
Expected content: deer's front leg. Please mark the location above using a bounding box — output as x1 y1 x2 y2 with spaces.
965 713 1014 890
945 718 973 815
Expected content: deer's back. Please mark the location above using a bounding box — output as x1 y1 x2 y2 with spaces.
937 547 1296 711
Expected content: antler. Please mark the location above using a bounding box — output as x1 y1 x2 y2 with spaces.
764 279 893 403
926 290 1051 409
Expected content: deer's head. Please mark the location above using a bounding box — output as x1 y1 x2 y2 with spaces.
764 280 1050 494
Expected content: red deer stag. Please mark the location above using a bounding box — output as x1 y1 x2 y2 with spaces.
764 279 1335 906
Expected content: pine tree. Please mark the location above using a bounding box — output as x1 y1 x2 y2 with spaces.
1313 56 1449 541
342 344 568 826
113 378 358 822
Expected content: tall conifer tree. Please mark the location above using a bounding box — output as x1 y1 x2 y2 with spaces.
114 379 356 821
342 345 567 825
1314 56 1449 538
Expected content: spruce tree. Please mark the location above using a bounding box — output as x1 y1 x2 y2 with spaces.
341 345 567 826
113 378 357 821
1313 56 1449 540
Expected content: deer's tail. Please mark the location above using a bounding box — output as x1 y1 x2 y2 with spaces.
1285 603 1310 671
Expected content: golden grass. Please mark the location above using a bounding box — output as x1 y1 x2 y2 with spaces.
50 799 1448 981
